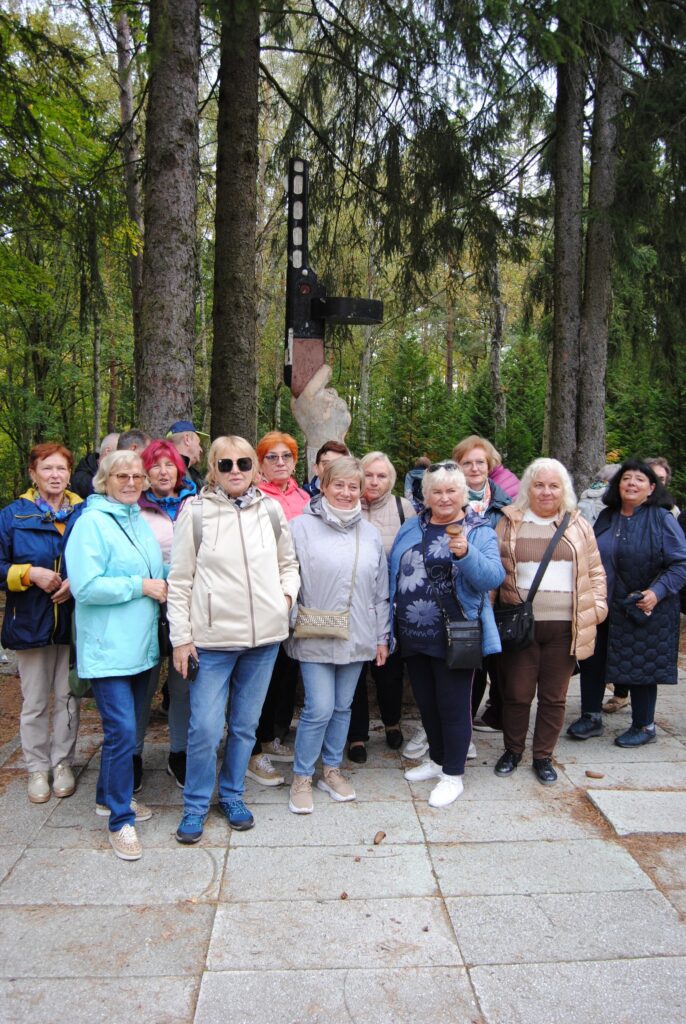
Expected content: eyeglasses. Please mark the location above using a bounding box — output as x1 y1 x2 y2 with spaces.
111 473 146 483
263 452 294 463
217 457 253 473
427 461 458 473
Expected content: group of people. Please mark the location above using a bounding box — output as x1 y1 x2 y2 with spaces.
2 425 685 861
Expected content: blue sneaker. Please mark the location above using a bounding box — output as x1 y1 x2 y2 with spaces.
176 812 205 844
219 798 254 831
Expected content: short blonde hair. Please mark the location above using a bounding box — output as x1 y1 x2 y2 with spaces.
360 451 397 491
514 457 577 513
207 436 259 488
422 462 468 504
93 451 147 494
321 455 365 492
452 435 501 472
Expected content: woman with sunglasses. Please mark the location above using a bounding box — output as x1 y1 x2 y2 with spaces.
167 436 299 843
66 451 167 860
238 431 311 787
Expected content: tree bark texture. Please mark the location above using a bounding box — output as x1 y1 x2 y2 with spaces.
548 57 585 469
574 34 624 491
116 10 144 387
211 0 260 441
138 0 199 437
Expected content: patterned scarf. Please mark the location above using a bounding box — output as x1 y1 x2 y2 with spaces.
31 489 76 524
467 481 491 518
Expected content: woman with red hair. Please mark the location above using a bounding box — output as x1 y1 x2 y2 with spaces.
134 440 197 790
0 443 84 803
256 431 310 520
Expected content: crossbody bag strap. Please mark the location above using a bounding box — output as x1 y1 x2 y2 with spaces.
344 525 361 612
110 514 153 578
420 527 485 627
525 511 571 601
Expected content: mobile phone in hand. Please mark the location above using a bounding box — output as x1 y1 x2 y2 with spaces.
187 654 200 681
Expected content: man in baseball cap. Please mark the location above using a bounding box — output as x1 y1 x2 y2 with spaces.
167 420 209 488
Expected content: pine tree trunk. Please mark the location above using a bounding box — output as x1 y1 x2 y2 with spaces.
138 0 200 437
574 34 624 491
116 10 144 385
548 57 585 468
487 262 507 445
211 0 260 440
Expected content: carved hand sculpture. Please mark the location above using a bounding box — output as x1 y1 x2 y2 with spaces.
291 363 352 472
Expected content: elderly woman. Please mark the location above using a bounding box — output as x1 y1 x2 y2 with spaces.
347 451 416 763
134 440 197 791
567 459 686 747
287 457 390 814
495 458 607 784
389 462 505 808
0 443 83 804
241 430 311 787
168 436 300 842
66 451 167 860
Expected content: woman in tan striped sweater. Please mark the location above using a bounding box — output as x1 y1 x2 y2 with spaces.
494 458 607 785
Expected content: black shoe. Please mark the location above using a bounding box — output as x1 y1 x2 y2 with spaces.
348 743 367 763
167 750 186 789
132 754 143 793
494 750 521 776
385 727 404 750
532 757 558 785
614 724 657 748
567 712 603 740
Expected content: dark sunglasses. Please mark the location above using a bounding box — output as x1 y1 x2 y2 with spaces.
217 457 253 473
428 461 458 472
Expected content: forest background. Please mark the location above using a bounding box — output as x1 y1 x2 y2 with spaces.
0 0 684 505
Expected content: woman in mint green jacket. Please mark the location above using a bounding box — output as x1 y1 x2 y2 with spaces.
65 450 167 862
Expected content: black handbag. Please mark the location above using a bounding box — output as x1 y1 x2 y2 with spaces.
494 513 570 652
157 602 173 656
422 531 483 671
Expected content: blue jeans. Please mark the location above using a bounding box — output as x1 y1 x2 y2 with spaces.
294 661 365 776
135 660 190 755
183 644 279 816
91 673 150 832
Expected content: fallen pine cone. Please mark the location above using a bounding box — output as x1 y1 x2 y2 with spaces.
585 770 605 779
373 831 386 845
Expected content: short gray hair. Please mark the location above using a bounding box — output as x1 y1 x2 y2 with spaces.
360 451 397 491
93 451 147 494
422 461 468 503
514 457 577 513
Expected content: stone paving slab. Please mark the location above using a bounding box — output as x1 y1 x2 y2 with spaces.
470 956 686 1024
221 843 437 902
0 847 224 904
0 904 215 978
428 838 653 896
634 840 686 890
0 843 23 883
555 732 686 762
32 802 230 850
195 967 480 1024
447 890 686 965
0 977 198 1024
563 761 686 790
409 764 575 801
207 897 462 971
0 773 56 846
228 799 425 847
242 765 413 805
588 789 686 835
415 794 603 843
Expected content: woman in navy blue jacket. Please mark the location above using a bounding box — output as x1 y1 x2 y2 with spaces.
0 443 83 804
389 462 504 808
568 459 686 747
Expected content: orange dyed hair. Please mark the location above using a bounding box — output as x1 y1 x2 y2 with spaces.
256 431 298 464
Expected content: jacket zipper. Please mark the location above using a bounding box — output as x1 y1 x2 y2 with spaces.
208 592 212 628
237 511 256 647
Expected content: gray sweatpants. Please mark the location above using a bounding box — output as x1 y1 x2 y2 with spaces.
18 646 79 772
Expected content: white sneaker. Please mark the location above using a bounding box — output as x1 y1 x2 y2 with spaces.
404 759 442 782
246 753 284 787
467 741 477 760
28 771 50 804
109 823 142 861
429 773 464 808
261 737 294 762
52 763 75 798
402 726 429 759
95 798 153 822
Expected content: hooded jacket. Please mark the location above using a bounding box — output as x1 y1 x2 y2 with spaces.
496 505 607 659
167 487 300 651
65 493 165 678
285 496 390 664
0 490 83 650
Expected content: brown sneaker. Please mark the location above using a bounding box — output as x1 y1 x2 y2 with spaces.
109 823 142 861
289 775 313 814
52 763 75 798
603 695 629 713
246 754 284 787
317 766 356 803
